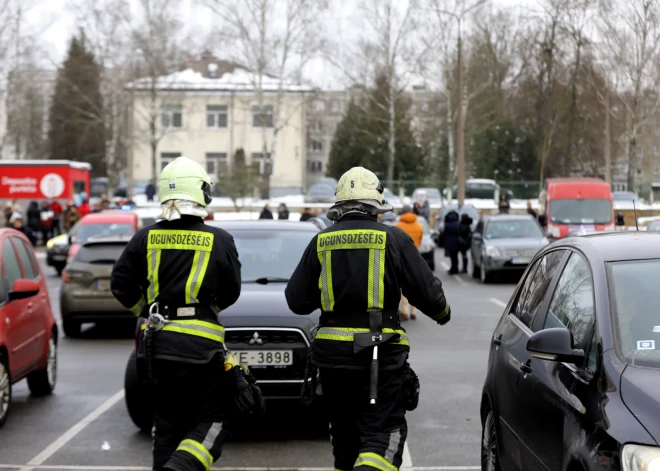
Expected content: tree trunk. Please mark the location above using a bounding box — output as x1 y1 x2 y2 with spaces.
387 69 396 185
604 88 612 186
150 77 157 182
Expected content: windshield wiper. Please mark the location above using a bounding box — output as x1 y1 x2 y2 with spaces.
243 277 290 285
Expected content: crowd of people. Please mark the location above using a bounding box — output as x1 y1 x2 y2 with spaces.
258 203 321 221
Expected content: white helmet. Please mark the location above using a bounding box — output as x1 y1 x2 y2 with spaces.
334 166 393 212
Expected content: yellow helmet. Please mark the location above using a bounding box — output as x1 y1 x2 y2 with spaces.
159 156 212 207
334 167 392 212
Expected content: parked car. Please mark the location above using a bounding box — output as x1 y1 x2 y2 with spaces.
304 183 335 203
470 214 549 283
46 232 72 276
124 221 324 433
647 220 660 232
433 204 480 246
0 228 58 428
613 190 642 210
481 232 660 471
308 213 332 230
60 236 133 337
396 215 436 271
314 177 338 188
412 187 442 205
383 188 401 206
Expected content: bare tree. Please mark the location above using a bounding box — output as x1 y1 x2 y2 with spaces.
201 0 325 197
601 0 660 190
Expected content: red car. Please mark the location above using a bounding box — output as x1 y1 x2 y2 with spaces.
0 228 58 428
66 211 140 264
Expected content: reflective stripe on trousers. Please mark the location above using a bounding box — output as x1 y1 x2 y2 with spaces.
176 439 213 471
141 319 225 343
354 451 399 471
315 327 409 347
130 295 147 317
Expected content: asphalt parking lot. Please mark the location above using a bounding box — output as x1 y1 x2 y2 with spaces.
0 249 518 471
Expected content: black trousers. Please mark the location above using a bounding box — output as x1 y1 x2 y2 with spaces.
448 250 459 274
151 357 230 471
459 249 468 272
320 366 407 471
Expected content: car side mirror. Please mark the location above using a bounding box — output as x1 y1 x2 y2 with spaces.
616 213 625 226
9 279 40 301
527 328 585 365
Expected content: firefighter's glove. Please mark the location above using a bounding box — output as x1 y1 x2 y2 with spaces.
437 305 451 325
228 367 256 414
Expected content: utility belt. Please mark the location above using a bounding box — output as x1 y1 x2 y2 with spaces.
320 310 400 329
157 303 218 322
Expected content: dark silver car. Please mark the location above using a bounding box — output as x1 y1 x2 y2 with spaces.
470 215 549 283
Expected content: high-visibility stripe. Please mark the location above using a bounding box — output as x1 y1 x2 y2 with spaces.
141 320 225 343
148 230 214 252
147 249 162 303
185 249 210 304
385 429 402 463
318 251 334 311
367 248 385 311
129 295 147 317
433 302 450 322
316 327 409 347
354 452 398 471
177 439 212 471
202 422 223 450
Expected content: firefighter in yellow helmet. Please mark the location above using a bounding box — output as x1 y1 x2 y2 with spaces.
286 167 451 471
111 157 256 471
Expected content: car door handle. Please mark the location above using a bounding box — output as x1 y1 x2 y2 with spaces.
520 360 532 374
493 334 502 346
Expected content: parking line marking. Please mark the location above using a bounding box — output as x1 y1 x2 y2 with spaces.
489 297 507 309
441 262 450 271
24 389 125 467
452 275 467 286
402 441 413 470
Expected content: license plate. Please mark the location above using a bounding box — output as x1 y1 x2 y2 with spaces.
232 350 293 366
96 279 110 291
511 257 531 265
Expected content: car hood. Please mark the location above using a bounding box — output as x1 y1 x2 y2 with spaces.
621 364 660 443
485 237 549 250
219 284 320 336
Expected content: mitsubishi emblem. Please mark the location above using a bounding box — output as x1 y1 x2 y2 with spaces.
249 332 263 345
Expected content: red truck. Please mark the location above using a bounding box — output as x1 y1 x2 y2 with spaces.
540 177 614 239
0 160 92 207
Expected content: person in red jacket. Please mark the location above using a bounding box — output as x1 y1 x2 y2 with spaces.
77 199 91 217
50 198 63 236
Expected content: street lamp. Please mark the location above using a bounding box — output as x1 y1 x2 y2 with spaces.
434 0 490 207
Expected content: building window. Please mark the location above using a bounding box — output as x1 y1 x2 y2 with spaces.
251 152 272 175
330 100 342 112
161 104 183 128
307 160 323 172
205 153 228 177
309 121 323 132
308 139 323 153
206 105 228 128
252 105 274 127
161 152 182 170
309 100 325 112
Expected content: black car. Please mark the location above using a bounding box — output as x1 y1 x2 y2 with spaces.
124 220 323 432
481 232 660 471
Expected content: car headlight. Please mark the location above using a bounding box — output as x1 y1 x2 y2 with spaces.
46 239 55 249
622 444 660 471
486 245 501 257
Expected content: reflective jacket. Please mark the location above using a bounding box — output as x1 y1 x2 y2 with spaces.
111 216 241 363
285 213 450 370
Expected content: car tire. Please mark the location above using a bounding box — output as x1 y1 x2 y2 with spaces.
480 262 491 284
27 333 57 397
0 350 11 429
125 350 153 433
471 255 481 279
63 320 81 338
481 409 501 471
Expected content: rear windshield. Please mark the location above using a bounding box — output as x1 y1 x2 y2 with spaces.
485 219 543 239
549 199 612 225
75 244 127 264
609 260 660 369
76 223 133 244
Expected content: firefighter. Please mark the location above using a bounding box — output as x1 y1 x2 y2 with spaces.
285 166 451 471
110 156 247 471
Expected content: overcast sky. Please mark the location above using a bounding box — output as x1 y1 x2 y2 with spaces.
26 0 539 86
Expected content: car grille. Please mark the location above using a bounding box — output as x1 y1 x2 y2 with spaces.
225 329 307 346
506 248 538 257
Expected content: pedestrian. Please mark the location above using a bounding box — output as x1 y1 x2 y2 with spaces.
498 194 510 214
413 202 421 215
40 201 54 244
395 205 424 320
64 204 81 232
78 199 91 217
420 199 430 222
27 201 42 238
443 210 461 274
3 202 13 228
526 201 537 219
299 207 314 222
277 203 290 220
146 179 157 202
110 156 259 471
92 202 103 213
51 198 63 237
100 194 111 210
9 212 37 246
458 213 473 274
259 204 273 219
285 166 451 471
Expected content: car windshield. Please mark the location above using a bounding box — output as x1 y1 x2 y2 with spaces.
75 223 134 244
609 260 660 369
484 219 543 239
230 229 316 281
549 199 612 225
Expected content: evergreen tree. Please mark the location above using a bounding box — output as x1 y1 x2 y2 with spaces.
327 75 424 182
218 148 260 210
48 32 106 176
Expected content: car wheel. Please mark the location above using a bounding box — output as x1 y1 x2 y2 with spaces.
0 351 11 428
481 409 501 471
124 350 153 433
471 254 481 279
27 333 57 396
63 319 81 338
480 261 491 284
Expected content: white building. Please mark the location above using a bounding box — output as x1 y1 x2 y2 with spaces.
128 56 314 197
